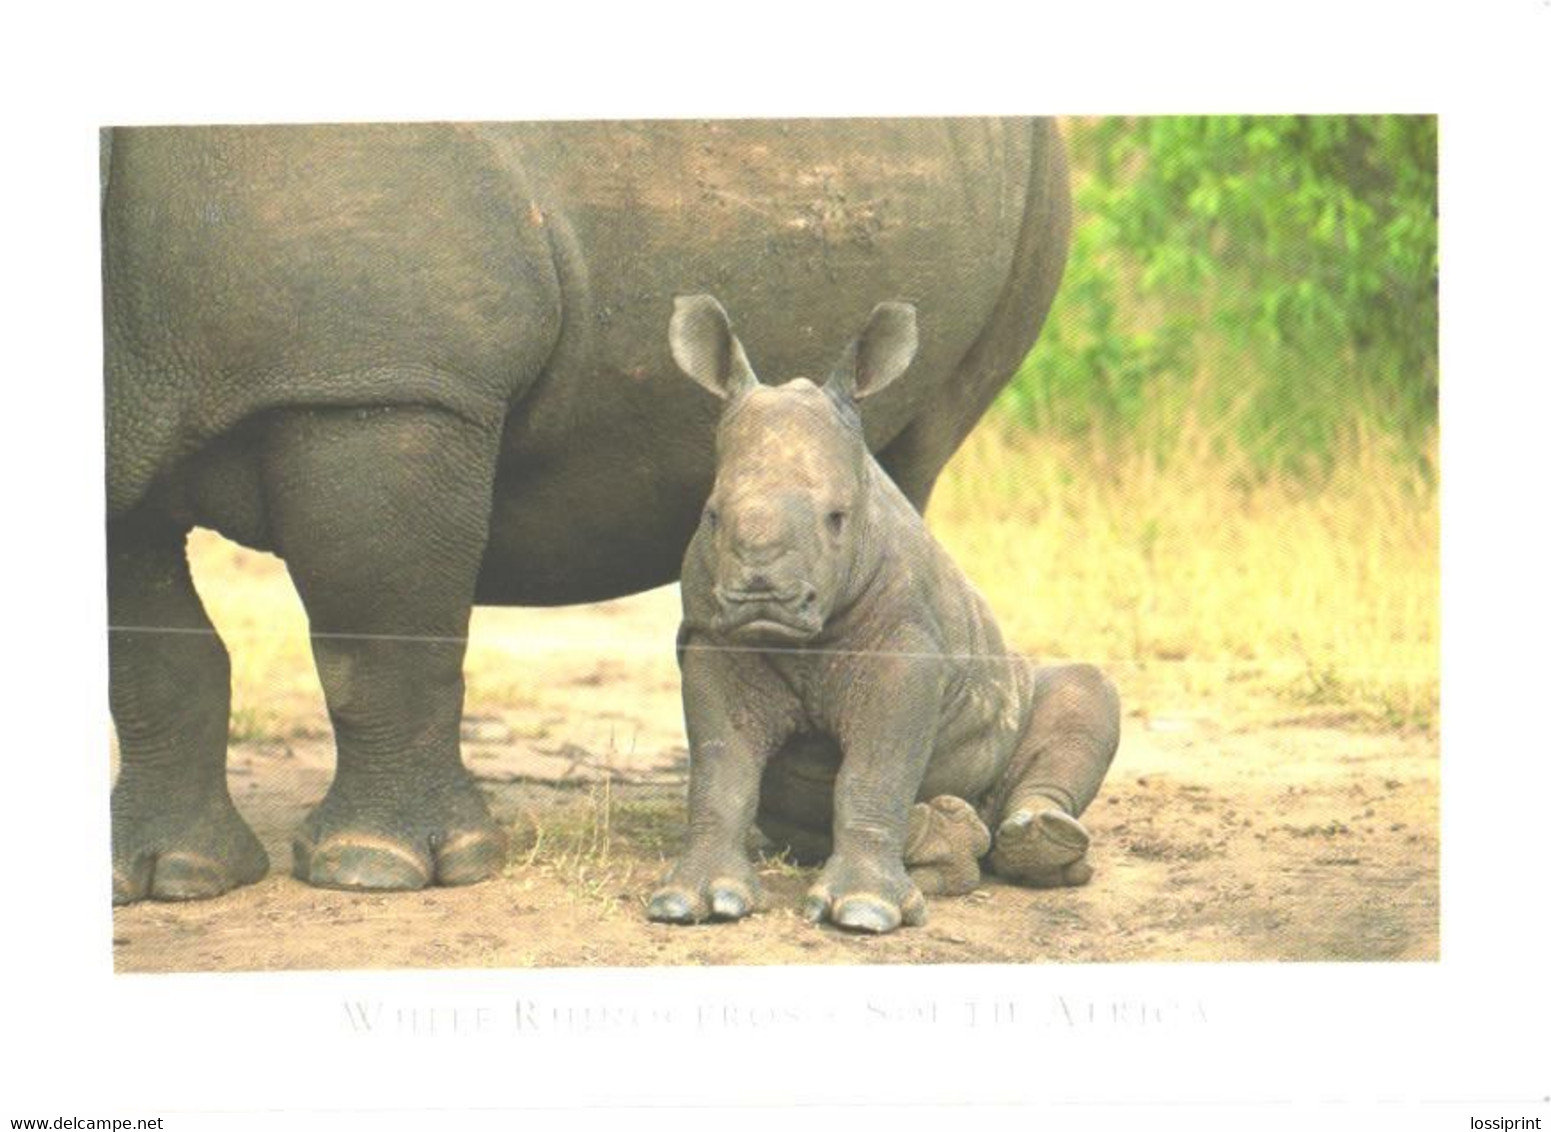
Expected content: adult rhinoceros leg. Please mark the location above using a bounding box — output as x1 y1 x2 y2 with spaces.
876 120 1072 514
109 519 268 904
263 404 507 892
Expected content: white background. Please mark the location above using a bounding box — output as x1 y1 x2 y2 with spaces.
2 2 1547 1128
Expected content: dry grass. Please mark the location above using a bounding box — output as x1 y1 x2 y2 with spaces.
503 782 814 911
503 782 683 908
930 421 1439 729
510 783 681 870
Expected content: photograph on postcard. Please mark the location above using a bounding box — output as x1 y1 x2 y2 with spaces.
102 116 1438 971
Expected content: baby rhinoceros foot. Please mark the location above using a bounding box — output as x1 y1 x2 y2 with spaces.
989 803 1093 888
803 852 927 934
291 780 507 892
648 851 762 924
904 795 992 897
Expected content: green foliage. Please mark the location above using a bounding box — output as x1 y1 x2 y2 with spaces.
1003 116 1438 478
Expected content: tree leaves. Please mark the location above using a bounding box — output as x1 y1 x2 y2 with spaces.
1003 116 1438 479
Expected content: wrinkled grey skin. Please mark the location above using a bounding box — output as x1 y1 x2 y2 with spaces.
648 297 1119 933
103 119 1071 904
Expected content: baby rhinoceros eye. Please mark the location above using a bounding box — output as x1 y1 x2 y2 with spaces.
703 507 719 531
826 509 848 536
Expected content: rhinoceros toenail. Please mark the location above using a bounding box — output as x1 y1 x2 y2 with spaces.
648 891 696 923
832 895 899 934
709 889 749 919
150 853 225 900
112 858 153 905
307 839 431 891
1003 812 1035 835
434 830 508 886
1038 810 1090 850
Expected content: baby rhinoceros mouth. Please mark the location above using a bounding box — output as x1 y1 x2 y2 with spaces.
712 582 824 647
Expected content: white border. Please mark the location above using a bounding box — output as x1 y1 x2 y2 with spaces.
6 0 1548 1120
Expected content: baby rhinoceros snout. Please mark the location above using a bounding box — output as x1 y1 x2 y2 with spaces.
708 493 831 642
714 575 819 611
711 581 823 645
718 503 809 593
711 544 823 645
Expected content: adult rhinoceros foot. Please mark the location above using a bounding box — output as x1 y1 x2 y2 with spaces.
112 792 269 905
291 779 506 891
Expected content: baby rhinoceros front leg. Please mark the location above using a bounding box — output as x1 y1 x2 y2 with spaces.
646 732 765 924
648 646 785 925
794 643 960 933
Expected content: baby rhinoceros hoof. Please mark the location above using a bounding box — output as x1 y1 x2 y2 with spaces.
802 854 928 934
989 804 1094 888
904 795 992 897
647 856 762 924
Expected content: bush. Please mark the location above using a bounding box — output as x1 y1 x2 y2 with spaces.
1003 116 1438 479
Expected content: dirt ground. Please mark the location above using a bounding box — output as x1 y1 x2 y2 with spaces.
112 585 1437 972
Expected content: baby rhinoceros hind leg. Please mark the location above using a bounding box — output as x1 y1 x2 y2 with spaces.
904 795 992 897
985 662 1119 889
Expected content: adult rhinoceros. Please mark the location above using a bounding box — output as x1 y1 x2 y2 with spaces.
103 119 1071 904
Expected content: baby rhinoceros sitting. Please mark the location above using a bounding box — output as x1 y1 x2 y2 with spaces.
648 295 1121 934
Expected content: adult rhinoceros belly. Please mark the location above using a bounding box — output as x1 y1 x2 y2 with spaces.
469 118 1042 605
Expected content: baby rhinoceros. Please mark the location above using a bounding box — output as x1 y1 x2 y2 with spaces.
648 295 1121 934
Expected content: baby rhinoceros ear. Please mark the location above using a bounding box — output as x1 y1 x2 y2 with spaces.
669 294 760 400
827 301 918 402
